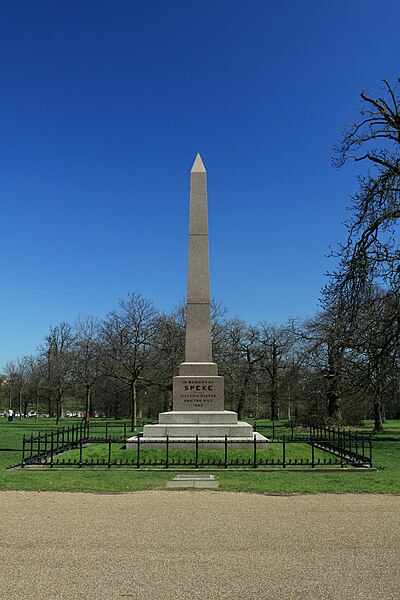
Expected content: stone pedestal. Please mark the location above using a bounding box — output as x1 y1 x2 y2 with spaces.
126 411 269 449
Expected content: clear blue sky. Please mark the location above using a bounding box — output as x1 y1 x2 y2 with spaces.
1 0 400 368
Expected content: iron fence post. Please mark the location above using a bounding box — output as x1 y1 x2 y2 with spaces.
21 434 26 468
253 434 257 468
195 435 199 469
136 436 140 469
369 436 373 468
108 437 112 468
166 435 169 469
311 440 315 468
224 435 228 469
44 432 48 457
340 436 344 468
50 432 54 468
30 433 33 461
282 435 286 469
37 431 41 458
79 434 83 468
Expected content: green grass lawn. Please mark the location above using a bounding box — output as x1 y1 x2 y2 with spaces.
0 417 399 495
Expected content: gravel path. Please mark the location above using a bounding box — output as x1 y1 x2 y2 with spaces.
1 491 399 599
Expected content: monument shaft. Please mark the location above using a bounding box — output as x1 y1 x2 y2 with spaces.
185 154 212 364
173 154 224 410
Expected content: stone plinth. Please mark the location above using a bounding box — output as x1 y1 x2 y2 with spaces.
126 411 269 449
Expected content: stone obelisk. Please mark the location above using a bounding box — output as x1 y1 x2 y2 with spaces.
172 154 224 411
126 154 268 449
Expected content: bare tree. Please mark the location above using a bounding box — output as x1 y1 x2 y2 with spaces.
72 316 104 422
330 78 400 302
25 354 46 419
148 312 185 410
41 322 75 423
347 287 400 431
220 319 262 419
101 292 157 430
259 324 294 421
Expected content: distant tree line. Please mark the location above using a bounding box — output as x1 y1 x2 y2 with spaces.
1 286 399 431
1 78 399 431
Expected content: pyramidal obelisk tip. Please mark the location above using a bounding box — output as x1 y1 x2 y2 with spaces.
191 153 206 173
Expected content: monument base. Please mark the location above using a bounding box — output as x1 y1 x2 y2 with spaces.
126 411 269 450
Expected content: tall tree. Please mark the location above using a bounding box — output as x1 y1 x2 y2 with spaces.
148 312 185 410
259 324 293 421
330 78 400 301
221 319 262 419
41 322 75 423
305 300 352 422
72 316 104 422
347 286 400 431
101 292 157 430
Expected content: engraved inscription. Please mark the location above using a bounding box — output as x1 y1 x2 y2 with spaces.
173 376 224 411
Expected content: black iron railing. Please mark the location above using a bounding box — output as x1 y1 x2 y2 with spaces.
20 424 373 470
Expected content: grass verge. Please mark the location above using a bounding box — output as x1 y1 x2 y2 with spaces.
0 418 399 495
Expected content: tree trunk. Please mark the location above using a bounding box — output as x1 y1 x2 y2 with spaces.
270 342 280 421
236 397 244 420
373 384 384 431
56 390 64 424
270 387 279 421
85 384 91 424
113 391 121 420
327 343 342 421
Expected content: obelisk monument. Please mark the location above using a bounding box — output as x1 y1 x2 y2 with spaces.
127 154 268 449
172 154 224 411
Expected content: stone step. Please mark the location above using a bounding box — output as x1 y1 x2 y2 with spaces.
158 410 238 425
126 431 269 450
142 423 254 438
